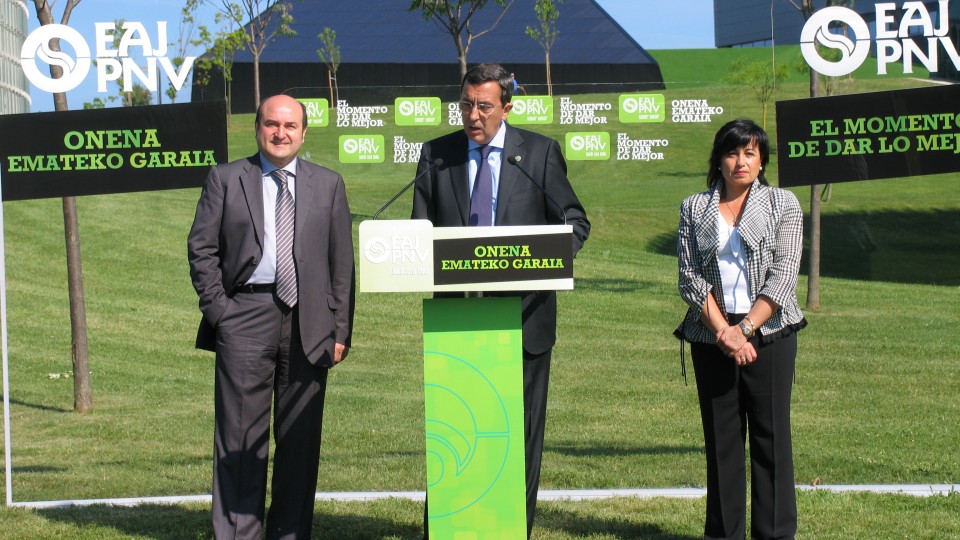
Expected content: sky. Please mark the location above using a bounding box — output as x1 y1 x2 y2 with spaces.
24 0 716 113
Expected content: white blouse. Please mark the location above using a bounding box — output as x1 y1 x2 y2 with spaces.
717 212 751 314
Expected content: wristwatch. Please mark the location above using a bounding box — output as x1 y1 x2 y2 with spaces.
738 320 755 338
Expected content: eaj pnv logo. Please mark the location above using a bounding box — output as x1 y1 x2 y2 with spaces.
619 94 665 123
801 2 956 77
339 135 385 163
21 22 195 94
565 132 610 161
299 98 330 127
395 98 441 126
509 96 554 125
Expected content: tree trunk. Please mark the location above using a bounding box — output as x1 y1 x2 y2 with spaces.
545 49 553 97
328 69 335 106
806 67 822 310
806 185 822 311
253 53 261 109
31 0 92 412
63 197 92 412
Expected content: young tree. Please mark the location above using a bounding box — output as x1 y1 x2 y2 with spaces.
316 27 340 107
186 0 297 108
128 82 154 106
165 6 205 104
98 19 152 107
724 58 789 130
526 0 561 96
409 0 514 78
785 0 852 310
192 26 244 125
29 0 92 413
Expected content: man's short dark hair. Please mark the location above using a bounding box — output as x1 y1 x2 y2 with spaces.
461 63 514 105
255 95 308 130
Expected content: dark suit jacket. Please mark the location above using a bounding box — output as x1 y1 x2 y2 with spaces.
188 154 355 366
411 124 589 354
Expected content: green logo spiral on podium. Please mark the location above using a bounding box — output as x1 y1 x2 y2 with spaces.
423 297 527 538
425 352 512 517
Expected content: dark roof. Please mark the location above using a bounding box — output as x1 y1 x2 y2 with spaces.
231 0 657 66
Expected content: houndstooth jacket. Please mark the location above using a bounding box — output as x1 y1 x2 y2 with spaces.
675 179 805 345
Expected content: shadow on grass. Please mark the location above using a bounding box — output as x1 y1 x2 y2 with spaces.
36 504 425 539
314 512 423 539
8 398 72 414
11 465 67 474
537 505 699 540
575 278 660 293
549 444 702 458
37 504 210 540
647 208 960 286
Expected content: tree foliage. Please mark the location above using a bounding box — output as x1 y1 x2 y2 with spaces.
724 58 789 130
164 6 205 103
316 27 340 105
186 0 297 108
191 14 245 124
408 0 513 77
93 19 154 107
526 0 561 96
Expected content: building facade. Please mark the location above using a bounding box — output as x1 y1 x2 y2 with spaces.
715 0 947 48
0 0 30 115
192 0 665 113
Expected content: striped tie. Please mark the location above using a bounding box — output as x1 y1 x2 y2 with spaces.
469 145 494 226
272 169 297 307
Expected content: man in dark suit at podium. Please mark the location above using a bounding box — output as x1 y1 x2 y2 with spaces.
188 94 355 539
412 63 590 537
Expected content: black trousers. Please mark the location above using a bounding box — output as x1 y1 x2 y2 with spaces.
212 292 329 540
425 348 552 539
691 331 797 540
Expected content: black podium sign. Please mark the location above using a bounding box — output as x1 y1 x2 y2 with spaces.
776 84 960 187
0 101 226 201
359 220 574 292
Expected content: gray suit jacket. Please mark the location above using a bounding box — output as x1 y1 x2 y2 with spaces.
675 179 804 344
188 154 355 366
411 124 590 354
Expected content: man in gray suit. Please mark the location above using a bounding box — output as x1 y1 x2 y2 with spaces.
188 94 355 539
412 63 589 538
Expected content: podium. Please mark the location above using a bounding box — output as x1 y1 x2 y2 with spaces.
359 220 574 538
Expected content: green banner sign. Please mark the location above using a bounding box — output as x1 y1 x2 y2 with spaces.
395 97 442 126
565 131 611 161
509 96 554 125
299 98 330 127
423 297 526 538
338 134 385 163
619 93 666 123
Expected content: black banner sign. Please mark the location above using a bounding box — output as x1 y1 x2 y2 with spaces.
0 101 226 201
433 232 573 286
775 84 960 187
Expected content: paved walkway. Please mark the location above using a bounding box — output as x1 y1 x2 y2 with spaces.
10 484 959 509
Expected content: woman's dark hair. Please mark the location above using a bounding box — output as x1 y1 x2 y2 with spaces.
706 118 770 188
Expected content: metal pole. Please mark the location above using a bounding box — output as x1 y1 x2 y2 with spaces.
771 0 776 90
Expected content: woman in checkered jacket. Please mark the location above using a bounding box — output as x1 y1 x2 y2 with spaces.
675 119 807 540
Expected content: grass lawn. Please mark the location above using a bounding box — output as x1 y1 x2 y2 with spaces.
1 47 958 538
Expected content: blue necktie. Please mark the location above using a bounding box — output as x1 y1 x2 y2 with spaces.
469 145 494 226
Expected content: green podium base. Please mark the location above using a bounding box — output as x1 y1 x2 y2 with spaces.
423 297 527 539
